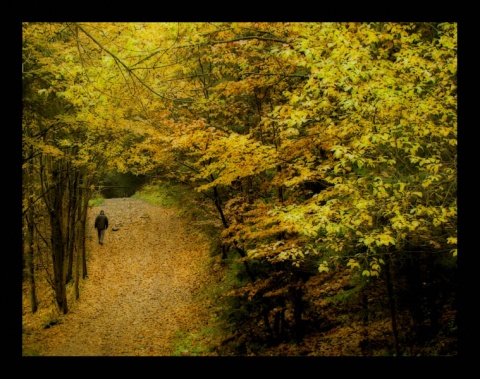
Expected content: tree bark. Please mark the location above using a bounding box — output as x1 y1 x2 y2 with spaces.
290 280 304 344
80 178 91 279
26 207 38 313
213 185 229 228
45 159 69 314
385 253 400 355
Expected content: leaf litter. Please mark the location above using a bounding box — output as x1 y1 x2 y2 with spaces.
22 197 213 356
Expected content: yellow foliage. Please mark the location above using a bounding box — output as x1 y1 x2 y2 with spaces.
319 261 330 273
23 21 457 278
347 259 360 270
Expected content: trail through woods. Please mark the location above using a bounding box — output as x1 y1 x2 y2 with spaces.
22 198 213 356
22 199 457 357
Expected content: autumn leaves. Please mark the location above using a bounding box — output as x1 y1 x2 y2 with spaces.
23 21 457 291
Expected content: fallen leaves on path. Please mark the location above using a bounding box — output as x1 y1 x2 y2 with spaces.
22 198 214 356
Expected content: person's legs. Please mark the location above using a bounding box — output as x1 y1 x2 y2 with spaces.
97 228 102 244
99 229 106 244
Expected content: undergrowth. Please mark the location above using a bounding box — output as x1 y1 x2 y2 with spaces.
132 182 177 207
88 194 105 207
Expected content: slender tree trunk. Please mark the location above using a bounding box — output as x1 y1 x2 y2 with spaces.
66 218 75 284
73 170 83 300
74 219 81 300
46 160 69 314
24 143 38 313
385 253 400 356
405 254 426 343
212 185 229 228
426 254 440 335
81 209 88 279
66 170 79 284
360 291 370 355
289 279 304 344
262 308 273 343
233 243 254 281
50 207 68 314
80 184 90 279
273 308 285 342
26 209 38 313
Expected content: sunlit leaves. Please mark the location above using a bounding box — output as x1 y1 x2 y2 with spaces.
347 259 360 270
23 22 457 282
196 133 278 191
319 260 330 273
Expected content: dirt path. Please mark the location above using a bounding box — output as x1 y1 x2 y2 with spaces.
23 198 212 356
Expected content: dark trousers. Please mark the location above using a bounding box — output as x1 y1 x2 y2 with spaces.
97 228 106 243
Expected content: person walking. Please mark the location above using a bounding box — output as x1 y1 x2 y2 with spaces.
94 210 109 245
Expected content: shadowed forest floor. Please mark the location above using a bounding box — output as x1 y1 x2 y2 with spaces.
22 197 215 356
22 198 458 358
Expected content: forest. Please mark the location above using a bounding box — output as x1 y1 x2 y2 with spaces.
22 22 457 357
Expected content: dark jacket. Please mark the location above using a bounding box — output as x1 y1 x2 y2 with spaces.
95 213 109 230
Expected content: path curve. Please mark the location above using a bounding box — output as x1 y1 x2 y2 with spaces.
29 198 211 356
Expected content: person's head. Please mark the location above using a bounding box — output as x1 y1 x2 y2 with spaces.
100 210 105 215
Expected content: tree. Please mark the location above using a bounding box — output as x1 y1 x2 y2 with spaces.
238 22 457 350
22 22 456 353
22 22 140 313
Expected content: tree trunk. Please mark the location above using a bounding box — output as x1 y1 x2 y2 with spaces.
289 280 304 344
79 174 92 279
66 170 80 284
46 159 69 314
385 253 400 355
273 307 285 343
80 196 89 279
73 171 83 300
406 254 425 339
24 143 38 313
50 207 68 314
74 220 81 300
26 208 38 313
233 243 254 282
213 185 229 228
